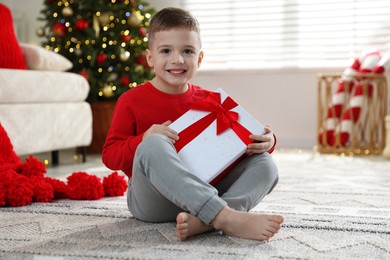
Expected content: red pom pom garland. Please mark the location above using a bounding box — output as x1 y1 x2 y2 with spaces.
67 172 105 200
6 173 34 207
0 120 128 208
18 155 47 178
103 171 128 197
31 177 54 203
45 177 69 199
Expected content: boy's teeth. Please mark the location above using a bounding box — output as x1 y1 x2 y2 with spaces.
169 70 184 74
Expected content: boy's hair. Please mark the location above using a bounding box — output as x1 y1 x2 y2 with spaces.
148 7 200 46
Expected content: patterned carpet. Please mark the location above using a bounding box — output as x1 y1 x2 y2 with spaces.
0 150 389 259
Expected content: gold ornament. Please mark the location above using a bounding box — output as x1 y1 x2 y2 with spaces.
134 64 144 74
75 48 82 56
120 51 130 62
97 12 113 26
127 11 142 27
102 84 114 97
62 7 74 17
36 27 45 37
93 15 100 37
107 73 118 81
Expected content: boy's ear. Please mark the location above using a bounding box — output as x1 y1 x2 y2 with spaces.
197 51 204 67
145 49 154 67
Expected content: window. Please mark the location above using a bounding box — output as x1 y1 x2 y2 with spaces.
183 0 390 70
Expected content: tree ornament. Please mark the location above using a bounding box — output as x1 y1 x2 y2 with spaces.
106 73 118 82
75 48 82 56
130 0 137 7
121 34 131 42
120 51 130 61
62 7 74 17
127 11 142 27
120 75 131 86
138 27 147 37
97 12 112 26
79 69 90 81
52 23 67 37
96 53 107 64
36 27 45 37
136 52 149 68
102 84 114 97
134 64 144 74
75 19 89 31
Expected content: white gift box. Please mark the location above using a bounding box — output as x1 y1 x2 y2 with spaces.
169 88 265 185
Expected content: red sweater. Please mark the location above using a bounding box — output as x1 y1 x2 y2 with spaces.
102 82 212 178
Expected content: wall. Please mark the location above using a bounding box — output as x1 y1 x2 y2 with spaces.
192 69 320 148
1 0 389 149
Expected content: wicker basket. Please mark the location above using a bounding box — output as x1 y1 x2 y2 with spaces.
317 73 388 155
88 101 116 154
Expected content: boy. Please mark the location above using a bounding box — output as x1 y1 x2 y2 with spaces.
102 7 284 241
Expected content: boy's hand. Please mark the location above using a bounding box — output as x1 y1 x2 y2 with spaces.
143 120 179 144
246 126 274 156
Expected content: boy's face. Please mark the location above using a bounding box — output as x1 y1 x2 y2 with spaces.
146 29 203 93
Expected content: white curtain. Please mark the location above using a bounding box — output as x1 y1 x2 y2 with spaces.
183 0 390 70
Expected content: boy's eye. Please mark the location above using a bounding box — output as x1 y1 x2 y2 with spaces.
161 49 171 54
184 49 194 54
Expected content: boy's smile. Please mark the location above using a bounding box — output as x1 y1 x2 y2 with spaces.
146 29 203 94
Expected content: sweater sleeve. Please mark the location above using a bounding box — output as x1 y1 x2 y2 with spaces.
102 96 142 175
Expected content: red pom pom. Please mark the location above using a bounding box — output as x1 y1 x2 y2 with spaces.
45 177 69 199
67 172 104 200
102 172 128 197
18 155 46 178
31 178 54 203
7 174 34 207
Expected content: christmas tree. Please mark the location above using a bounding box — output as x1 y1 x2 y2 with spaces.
37 0 155 102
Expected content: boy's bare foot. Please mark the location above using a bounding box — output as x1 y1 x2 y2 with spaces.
212 206 284 241
176 212 214 241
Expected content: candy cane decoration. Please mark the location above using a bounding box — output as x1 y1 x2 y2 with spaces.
338 50 382 146
319 49 374 146
372 51 390 74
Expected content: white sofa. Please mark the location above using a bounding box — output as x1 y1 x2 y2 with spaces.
0 43 92 164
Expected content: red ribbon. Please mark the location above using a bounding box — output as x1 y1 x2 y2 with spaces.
174 92 254 152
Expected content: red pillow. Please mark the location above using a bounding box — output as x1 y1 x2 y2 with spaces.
0 3 26 69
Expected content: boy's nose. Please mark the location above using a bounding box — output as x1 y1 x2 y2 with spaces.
172 52 184 64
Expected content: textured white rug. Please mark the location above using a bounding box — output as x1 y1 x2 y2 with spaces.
0 150 389 259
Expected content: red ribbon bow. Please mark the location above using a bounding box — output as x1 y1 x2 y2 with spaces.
174 92 254 152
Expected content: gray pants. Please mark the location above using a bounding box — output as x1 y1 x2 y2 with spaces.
127 134 279 225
